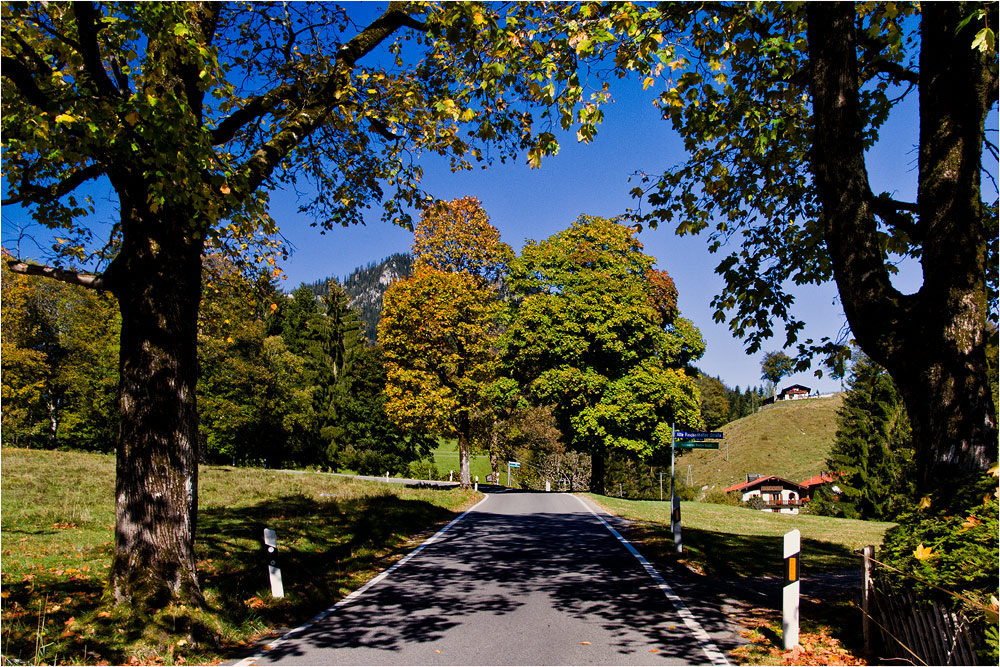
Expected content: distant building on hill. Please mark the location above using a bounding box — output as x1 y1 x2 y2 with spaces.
777 384 811 401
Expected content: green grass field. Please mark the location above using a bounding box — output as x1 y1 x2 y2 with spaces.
678 395 844 494
430 439 494 482
2 444 889 665
1 448 481 666
588 494 894 577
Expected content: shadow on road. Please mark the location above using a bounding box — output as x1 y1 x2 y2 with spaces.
260 494 737 663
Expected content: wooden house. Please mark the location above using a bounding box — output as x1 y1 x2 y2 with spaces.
777 384 812 401
724 474 807 514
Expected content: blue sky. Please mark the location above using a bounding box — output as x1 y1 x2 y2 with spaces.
3 4 996 396
268 71 936 395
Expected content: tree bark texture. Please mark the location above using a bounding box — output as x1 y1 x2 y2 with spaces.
105 202 205 607
590 444 606 495
489 442 501 485
807 3 997 493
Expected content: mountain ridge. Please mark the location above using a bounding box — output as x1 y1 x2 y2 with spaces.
301 253 413 344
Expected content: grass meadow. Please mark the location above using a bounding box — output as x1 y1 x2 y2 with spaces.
587 494 896 664
588 494 894 577
1 447 480 665
2 445 895 665
678 395 845 494
430 439 494 482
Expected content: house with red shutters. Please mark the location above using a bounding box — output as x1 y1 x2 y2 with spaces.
777 384 812 401
724 474 807 514
726 471 841 513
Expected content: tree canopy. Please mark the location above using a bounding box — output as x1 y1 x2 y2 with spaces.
380 198 510 488
1 252 120 450
503 215 703 493
760 350 795 393
1 1 661 609
629 2 998 491
412 196 514 285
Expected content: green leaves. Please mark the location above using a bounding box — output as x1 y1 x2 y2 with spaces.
503 215 704 461
0 260 120 451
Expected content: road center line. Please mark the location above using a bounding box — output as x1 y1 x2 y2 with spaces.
234 493 492 667
572 494 731 667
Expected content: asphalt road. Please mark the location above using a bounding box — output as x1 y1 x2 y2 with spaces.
237 491 734 666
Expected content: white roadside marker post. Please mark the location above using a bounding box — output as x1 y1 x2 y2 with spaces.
783 529 801 649
263 528 285 599
670 424 682 553
672 495 682 553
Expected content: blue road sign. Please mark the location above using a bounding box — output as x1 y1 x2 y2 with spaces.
674 431 724 440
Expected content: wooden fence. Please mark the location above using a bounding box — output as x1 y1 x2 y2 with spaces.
861 546 984 665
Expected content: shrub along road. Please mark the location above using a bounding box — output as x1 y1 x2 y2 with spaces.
235 490 737 666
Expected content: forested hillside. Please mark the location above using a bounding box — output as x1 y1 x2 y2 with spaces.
694 371 769 430
304 253 412 345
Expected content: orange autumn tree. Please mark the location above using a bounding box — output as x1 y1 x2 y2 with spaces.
411 196 513 284
380 198 512 487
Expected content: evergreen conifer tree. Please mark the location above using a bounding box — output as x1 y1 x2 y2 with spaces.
827 354 916 519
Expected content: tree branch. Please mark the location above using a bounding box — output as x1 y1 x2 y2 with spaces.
872 193 922 241
335 2 428 68
369 117 405 141
7 259 107 290
863 59 919 86
196 2 224 47
210 84 299 145
0 55 54 110
238 1 428 194
9 27 52 73
1 164 106 206
856 28 919 86
72 1 121 98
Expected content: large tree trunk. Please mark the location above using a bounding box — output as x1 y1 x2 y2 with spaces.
489 446 501 485
590 444 606 495
105 203 205 608
807 3 997 495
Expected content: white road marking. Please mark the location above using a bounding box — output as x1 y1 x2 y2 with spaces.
572 494 731 667
235 492 731 666
233 494 492 666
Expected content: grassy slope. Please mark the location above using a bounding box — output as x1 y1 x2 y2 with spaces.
589 494 893 577
680 395 844 494
1 448 480 665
